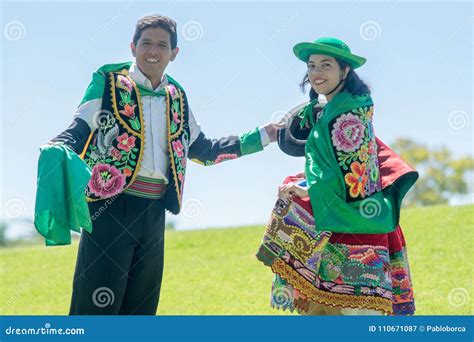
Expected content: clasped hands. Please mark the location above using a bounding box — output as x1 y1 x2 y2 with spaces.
278 172 308 200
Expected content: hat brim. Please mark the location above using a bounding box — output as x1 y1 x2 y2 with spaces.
293 42 366 69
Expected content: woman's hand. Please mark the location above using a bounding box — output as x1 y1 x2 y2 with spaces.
278 183 308 200
263 116 288 143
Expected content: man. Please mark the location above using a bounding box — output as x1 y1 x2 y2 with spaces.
49 14 281 315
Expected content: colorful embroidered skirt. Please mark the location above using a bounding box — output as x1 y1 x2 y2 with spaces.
256 177 415 315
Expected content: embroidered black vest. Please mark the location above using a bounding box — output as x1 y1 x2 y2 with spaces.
80 69 190 214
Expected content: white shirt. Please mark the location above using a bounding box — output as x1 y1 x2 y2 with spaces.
73 62 270 184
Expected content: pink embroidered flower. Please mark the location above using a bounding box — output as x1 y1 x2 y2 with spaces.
168 85 177 98
119 104 137 118
178 173 184 182
89 163 126 198
111 148 122 161
117 133 136 152
344 161 367 198
118 75 133 92
172 140 184 158
215 153 238 164
331 113 365 152
172 111 180 124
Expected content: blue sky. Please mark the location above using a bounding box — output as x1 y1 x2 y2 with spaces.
1 1 472 232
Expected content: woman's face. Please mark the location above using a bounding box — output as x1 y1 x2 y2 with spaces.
307 54 347 95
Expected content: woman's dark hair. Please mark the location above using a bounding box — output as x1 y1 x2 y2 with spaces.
300 59 370 101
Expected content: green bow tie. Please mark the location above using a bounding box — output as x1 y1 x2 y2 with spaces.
136 84 166 98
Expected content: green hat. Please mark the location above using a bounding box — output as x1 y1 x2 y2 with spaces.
293 37 366 69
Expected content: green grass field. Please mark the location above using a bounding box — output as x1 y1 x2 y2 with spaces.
0 204 472 315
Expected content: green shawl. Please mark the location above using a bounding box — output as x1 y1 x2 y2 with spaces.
34 144 92 246
303 91 416 233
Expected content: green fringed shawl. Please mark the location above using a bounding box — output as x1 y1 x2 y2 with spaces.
303 91 416 233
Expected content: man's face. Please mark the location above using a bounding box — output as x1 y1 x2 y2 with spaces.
131 27 179 80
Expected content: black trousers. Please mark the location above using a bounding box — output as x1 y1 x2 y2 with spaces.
69 193 166 315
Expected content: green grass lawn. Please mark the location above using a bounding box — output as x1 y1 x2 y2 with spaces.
0 204 472 315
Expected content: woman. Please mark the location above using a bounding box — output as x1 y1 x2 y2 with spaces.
256 37 418 315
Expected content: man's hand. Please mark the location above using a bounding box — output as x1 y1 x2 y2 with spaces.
278 183 309 200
